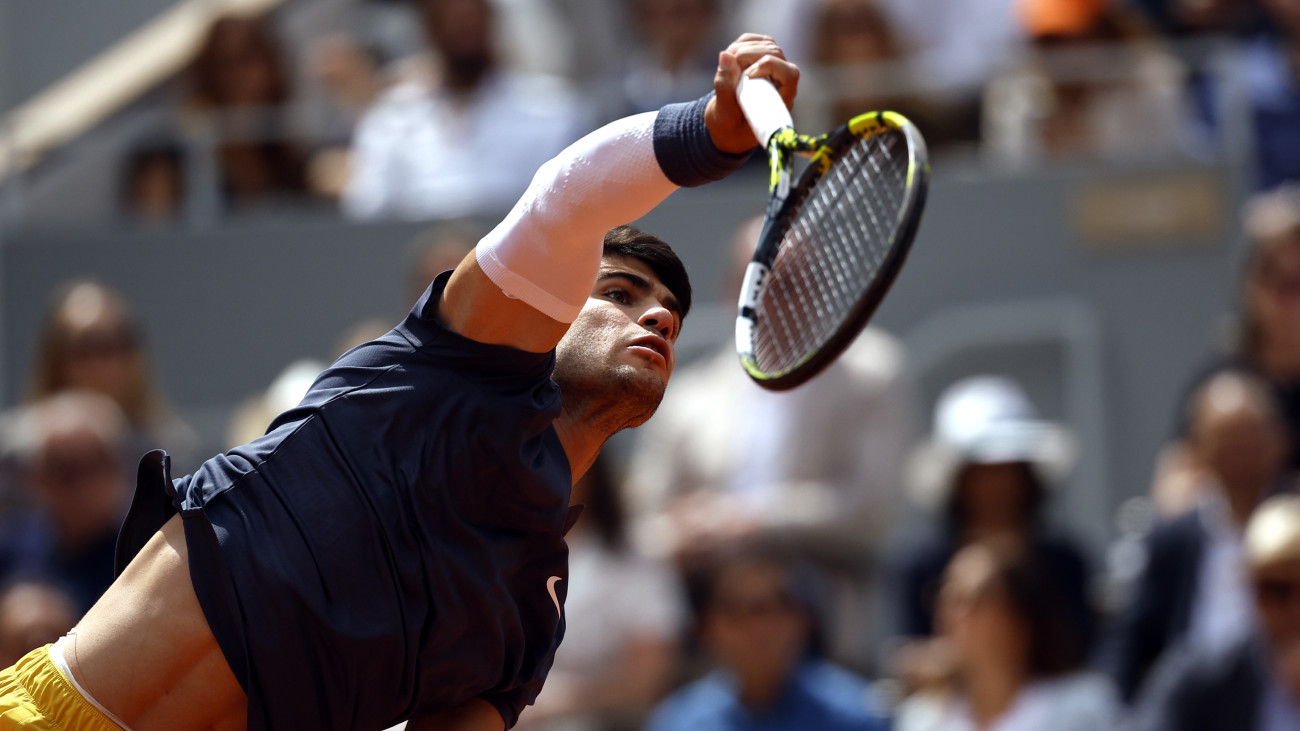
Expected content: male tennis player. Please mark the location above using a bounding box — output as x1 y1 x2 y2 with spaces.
0 34 798 731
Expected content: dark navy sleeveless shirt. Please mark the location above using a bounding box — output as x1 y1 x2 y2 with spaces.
124 273 574 730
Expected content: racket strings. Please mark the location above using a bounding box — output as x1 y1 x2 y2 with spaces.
751 128 910 375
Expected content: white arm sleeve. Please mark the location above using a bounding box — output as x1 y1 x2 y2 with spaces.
474 111 678 323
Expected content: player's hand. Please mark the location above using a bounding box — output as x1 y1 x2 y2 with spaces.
705 33 800 154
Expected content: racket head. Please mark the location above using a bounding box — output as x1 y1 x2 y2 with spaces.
736 110 929 391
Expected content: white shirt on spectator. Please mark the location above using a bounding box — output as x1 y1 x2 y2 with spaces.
343 73 587 221
895 672 1119 731
1188 490 1254 654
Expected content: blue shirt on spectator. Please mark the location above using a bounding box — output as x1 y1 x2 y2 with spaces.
646 660 888 731
1242 34 1300 190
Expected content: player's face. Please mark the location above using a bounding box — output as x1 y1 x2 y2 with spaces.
554 255 682 424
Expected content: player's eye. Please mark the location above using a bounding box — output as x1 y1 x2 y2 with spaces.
603 288 631 304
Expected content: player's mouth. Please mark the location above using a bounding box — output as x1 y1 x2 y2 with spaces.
627 335 673 370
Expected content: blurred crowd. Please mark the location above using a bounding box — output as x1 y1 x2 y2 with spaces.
0 184 1299 729
5 0 1300 729
102 0 1300 226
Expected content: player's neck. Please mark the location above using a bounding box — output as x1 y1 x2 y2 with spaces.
552 413 605 484
552 400 640 484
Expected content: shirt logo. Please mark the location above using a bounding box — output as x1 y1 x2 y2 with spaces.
547 576 563 618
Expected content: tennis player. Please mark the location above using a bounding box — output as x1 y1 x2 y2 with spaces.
0 33 798 731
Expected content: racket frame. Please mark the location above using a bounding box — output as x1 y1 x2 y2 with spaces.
734 100 929 391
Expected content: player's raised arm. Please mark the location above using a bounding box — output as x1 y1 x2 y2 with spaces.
437 34 798 353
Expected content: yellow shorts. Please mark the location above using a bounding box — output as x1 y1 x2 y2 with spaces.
0 644 124 730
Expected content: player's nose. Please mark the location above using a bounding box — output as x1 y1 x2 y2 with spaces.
638 303 675 342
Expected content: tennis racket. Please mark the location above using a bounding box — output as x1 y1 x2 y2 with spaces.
734 76 929 391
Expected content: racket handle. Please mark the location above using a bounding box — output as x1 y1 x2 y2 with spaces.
737 75 793 148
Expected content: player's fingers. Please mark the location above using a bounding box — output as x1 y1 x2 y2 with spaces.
726 36 787 69
743 55 800 110
713 49 742 102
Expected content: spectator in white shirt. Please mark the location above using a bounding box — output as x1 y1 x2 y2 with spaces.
343 0 588 221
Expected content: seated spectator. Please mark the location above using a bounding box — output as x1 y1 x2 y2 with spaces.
185 14 310 211
645 540 888 731
519 455 685 730
22 280 197 474
1153 186 1300 516
1224 0 1300 190
617 0 726 116
0 392 132 614
1126 493 1300 730
0 580 77 668
895 539 1119 731
404 220 480 305
803 0 980 150
891 376 1093 659
120 143 186 227
225 359 327 450
1131 0 1261 38
1106 369 1289 703
982 0 1190 165
343 0 588 221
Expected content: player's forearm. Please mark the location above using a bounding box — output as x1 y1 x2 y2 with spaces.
474 97 751 324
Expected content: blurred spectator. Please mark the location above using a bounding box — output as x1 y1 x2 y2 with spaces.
0 392 132 614
120 143 186 227
519 455 685 730
21 280 196 474
626 215 916 668
1153 186 1300 516
982 0 1191 165
184 14 311 211
343 0 588 220
803 0 980 151
1105 369 1289 703
405 220 480 304
894 539 1119 731
870 0 1026 90
645 540 889 731
1131 0 1262 37
1237 0 1300 190
618 0 726 116
0 580 77 669
225 359 327 450
1126 493 1300 730
891 376 1094 659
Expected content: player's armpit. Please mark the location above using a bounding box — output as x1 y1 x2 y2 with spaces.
407 698 505 731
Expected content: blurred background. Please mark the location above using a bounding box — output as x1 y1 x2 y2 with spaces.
3 0 1300 729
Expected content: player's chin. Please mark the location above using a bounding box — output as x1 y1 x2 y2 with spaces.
616 368 668 426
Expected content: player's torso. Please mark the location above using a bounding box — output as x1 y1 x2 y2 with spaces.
181 294 576 729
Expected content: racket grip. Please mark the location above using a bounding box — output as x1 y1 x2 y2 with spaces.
736 76 793 148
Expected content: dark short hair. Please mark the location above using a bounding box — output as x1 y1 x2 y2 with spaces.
962 539 1085 678
602 225 692 320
